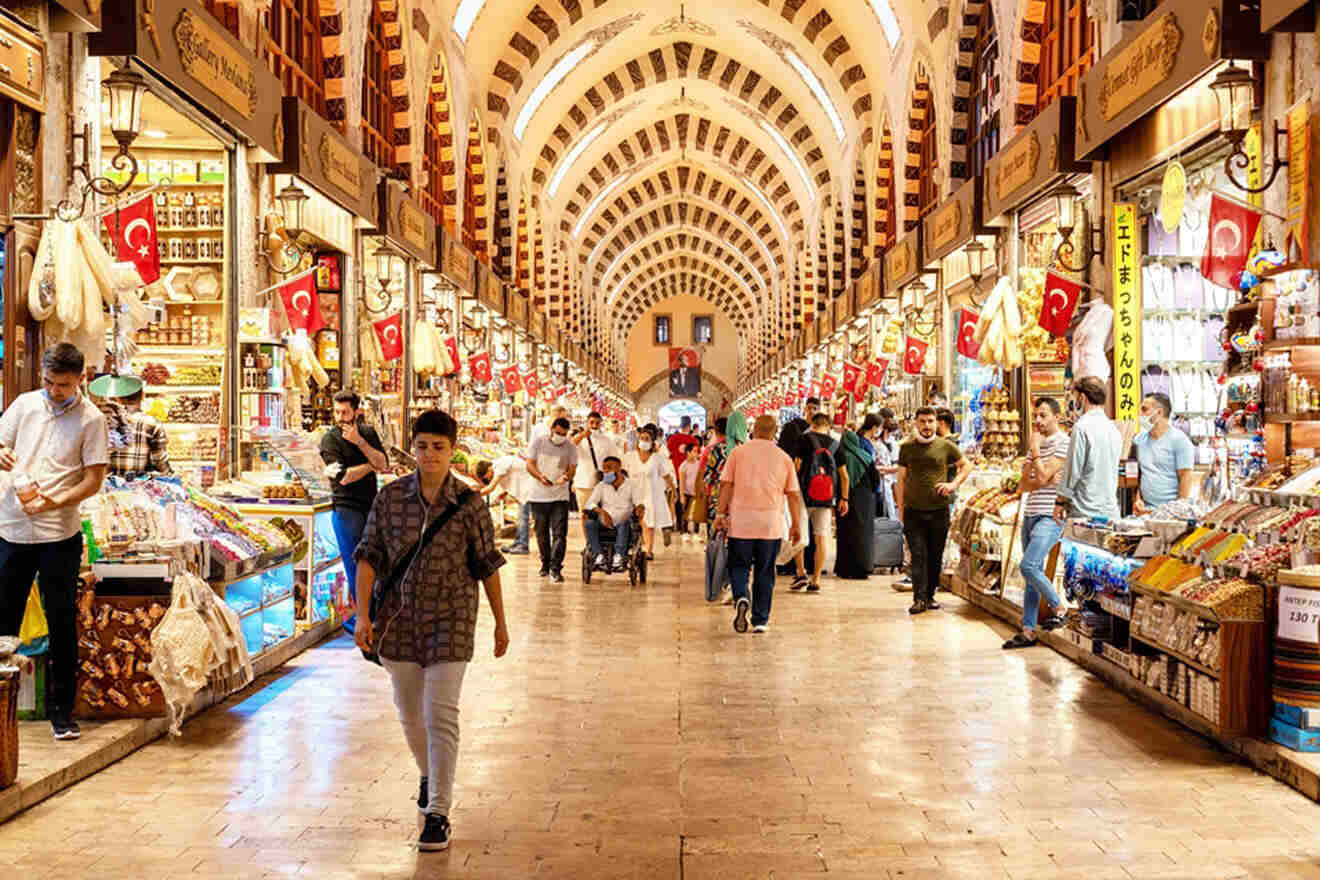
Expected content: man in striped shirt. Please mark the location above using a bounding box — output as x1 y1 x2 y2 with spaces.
1003 397 1069 649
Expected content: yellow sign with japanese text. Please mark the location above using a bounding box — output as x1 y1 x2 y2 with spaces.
1286 98 1311 259
1246 124 1264 259
1112 203 1142 428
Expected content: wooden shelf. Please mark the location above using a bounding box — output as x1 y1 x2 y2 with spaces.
145 384 221 393
1263 338 1320 350
133 346 225 356
157 226 225 232
161 259 223 265
1265 414 1320 423
1131 632 1220 678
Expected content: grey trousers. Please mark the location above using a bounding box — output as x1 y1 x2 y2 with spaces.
382 658 469 817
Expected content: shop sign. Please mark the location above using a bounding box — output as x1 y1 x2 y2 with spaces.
923 178 986 263
270 99 378 224
1111 203 1142 428
1285 97 1311 259
1279 587 1320 643
441 234 476 293
320 134 362 199
377 180 434 266
477 268 505 314
1246 124 1265 257
929 201 962 253
507 291 528 328
855 261 877 308
1096 12 1183 122
884 229 921 297
833 287 851 327
398 200 430 257
173 10 258 119
1158 160 1186 231
0 13 44 112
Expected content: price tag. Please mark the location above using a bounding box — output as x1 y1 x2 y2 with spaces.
1278 586 1320 643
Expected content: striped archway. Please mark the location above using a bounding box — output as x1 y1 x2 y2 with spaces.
319 0 345 124
422 52 456 231
874 118 896 257
1015 0 1048 127
462 113 490 264
949 0 992 183
515 190 531 296
850 151 868 280
903 66 934 232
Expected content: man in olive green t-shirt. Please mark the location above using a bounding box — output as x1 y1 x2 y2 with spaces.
896 407 970 615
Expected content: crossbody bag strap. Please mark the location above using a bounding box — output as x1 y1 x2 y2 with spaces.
385 489 474 585
587 434 599 469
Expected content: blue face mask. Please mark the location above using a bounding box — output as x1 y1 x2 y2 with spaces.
43 389 78 415
603 472 618 485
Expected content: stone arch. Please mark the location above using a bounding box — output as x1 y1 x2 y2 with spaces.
850 150 869 280
462 112 490 264
515 189 531 295
902 64 935 232
422 50 456 230
874 115 897 257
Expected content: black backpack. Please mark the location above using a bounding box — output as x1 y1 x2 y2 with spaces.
804 436 838 506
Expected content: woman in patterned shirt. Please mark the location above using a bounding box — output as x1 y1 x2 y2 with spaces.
354 409 510 852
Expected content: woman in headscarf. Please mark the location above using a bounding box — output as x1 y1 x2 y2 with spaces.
833 417 879 579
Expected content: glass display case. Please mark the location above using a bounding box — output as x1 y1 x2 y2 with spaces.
218 562 295 656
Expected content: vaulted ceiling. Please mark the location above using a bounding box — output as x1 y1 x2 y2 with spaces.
439 0 924 380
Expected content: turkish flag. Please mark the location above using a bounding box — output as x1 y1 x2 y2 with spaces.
819 374 838 398
104 194 160 284
441 336 461 375
500 365 522 393
1038 273 1081 337
523 370 539 398
903 337 929 375
842 362 862 393
557 386 569 401
866 358 888 389
373 313 403 361
1201 193 1263 290
809 382 821 400
542 383 556 402
469 352 492 383
797 384 808 402
957 308 982 359
273 269 325 335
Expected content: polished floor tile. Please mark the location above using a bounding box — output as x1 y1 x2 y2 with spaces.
3 532 1320 879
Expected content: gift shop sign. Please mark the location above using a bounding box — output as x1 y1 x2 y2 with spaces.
1112 203 1142 428
1095 12 1183 122
1279 587 1320 643
174 10 258 119
994 133 1040 205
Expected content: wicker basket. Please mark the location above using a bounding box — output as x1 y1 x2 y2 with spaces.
0 669 19 789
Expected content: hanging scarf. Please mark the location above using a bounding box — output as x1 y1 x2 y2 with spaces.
838 430 874 490
725 411 748 457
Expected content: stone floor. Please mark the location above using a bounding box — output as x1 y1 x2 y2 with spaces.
3 533 1320 879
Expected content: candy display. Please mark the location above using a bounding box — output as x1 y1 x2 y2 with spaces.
75 586 167 719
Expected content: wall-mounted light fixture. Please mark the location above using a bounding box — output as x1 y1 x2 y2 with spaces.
1049 184 1104 272
1209 63 1287 194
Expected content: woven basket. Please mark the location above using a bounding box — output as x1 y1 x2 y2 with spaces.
0 669 19 788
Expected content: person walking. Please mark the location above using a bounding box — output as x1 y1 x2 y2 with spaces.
715 415 803 633
1055 377 1122 523
572 410 618 516
0 343 109 741
478 452 530 554
666 416 698 533
834 418 879 579
524 416 576 583
623 425 676 558
320 390 389 634
583 457 645 570
793 413 844 592
353 409 509 852
678 443 702 542
1004 398 1070 649
895 407 970 615
1132 392 1197 513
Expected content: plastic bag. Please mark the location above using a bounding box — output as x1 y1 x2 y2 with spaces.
776 493 809 565
18 585 47 650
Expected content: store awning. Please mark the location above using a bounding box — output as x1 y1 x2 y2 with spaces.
270 97 379 227
884 227 922 298
982 98 1090 223
375 178 435 268
923 177 992 265
90 0 285 161
1074 0 1269 161
0 11 44 112
438 230 477 294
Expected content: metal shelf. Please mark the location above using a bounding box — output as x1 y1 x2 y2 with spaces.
145 384 220 393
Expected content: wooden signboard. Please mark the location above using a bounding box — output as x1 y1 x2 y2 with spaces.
439 231 476 294
884 227 922 297
982 98 1091 221
270 99 379 225
922 177 991 264
377 179 435 266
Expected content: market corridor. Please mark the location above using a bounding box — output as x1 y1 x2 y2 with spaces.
3 543 1320 880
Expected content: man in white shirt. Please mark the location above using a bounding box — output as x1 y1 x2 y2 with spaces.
525 417 577 583
0 344 109 742
572 410 618 513
512 405 567 556
583 457 646 570
480 454 531 553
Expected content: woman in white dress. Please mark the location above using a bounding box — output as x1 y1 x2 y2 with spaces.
622 425 676 558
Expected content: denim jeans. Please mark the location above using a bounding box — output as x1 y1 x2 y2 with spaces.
331 507 368 633
1019 514 1064 631
584 516 632 559
728 537 781 626
382 658 468 817
531 500 570 573
0 533 83 717
509 502 531 550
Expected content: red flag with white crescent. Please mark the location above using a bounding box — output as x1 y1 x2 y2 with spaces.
469 352 492 383
866 358 888 389
819 374 838 398
842 362 862 393
957 308 982 359
1201 193 1263 290
104 194 160 284
441 336 460 375
500 365 522 393
275 269 325 334
903 337 929 375
372 312 403 361
1037 273 1081 338
523 370 539 398
809 381 821 400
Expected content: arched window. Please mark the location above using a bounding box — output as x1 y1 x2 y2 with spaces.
265 0 326 117
422 59 455 230
463 116 490 264
874 122 897 257
1036 0 1094 113
361 0 396 170
969 5 1000 179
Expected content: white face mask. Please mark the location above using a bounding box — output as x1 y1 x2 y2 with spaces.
1139 416 1154 433
551 434 568 445
638 440 653 451
915 426 937 444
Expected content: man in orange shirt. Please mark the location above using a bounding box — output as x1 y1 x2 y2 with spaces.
715 415 803 634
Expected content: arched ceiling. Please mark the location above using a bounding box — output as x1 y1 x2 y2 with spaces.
445 0 917 376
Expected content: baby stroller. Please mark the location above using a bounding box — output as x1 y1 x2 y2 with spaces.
581 512 648 587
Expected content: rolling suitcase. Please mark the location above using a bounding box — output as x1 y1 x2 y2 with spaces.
873 518 905 573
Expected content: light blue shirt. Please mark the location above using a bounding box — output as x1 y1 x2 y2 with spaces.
1134 425 1195 507
1057 408 1122 521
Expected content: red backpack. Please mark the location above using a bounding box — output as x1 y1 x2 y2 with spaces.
805 443 837 504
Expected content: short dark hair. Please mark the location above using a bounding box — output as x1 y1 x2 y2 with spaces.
602 455 622 466
588 410 603 421
1074 376 1108 406
915 405 937 419
860 412 884 434
42 343 84 376
806 397 821 407
714 417 728 435
1034 396 1062 416
552 417 571 431
879 407 895 419
680 415 692 428
412 408 458 443
936 408 955 429
883 418 900 434
811 413 831 428
333 390 361 409
1145 392 1172 418
474 460 493 479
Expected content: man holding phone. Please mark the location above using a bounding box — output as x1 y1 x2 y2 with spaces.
525 417 577 583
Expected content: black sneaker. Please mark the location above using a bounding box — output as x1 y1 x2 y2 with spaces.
51 715 80 741
733 597 750 633
539 568 550 578
551 571 565 584
805 581 821 593
418 814 451 852
790 575 808 591
925 599 942 611
908 601 927 615
417 776 428 810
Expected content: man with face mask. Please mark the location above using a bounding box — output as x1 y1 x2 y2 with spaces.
583 457 646 570
895 407 970 615
1132 392 1196 514
0 343 108 742
525 417 577 582
1055 377 1122 524
320 390 389 634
